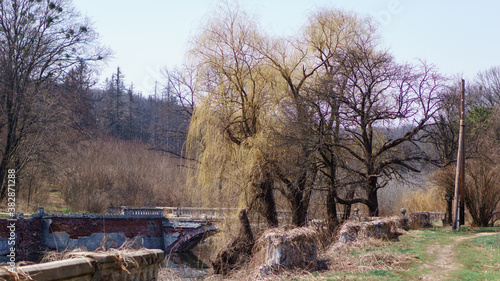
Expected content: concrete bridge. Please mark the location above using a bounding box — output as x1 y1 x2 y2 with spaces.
0 207 217 262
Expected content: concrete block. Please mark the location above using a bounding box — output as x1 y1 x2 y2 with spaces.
409 212 432 229
0 250 164 281
257 227 317 271
339 217 404 243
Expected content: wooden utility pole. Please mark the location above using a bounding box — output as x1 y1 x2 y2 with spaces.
453 79 465 230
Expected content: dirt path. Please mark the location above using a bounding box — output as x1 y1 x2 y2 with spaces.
419 232 497 281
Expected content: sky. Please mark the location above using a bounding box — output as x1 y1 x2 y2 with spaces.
73 0 500 96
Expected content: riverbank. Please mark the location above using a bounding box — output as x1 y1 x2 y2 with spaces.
161 226 499 281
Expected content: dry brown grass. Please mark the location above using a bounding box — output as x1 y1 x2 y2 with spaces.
57 138 190 213
400 184 445 214
323 239 415 274
0 266 34 281
7 137 192 215
252 227 318 269
39 237 144 263
39 247 89 263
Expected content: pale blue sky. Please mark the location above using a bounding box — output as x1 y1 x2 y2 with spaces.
73 0 500 95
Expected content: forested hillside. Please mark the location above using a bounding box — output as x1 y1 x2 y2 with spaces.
1 59 191 212
69 66 190 155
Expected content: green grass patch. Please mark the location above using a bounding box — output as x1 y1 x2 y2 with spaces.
363 269 398 278
450 233 500 281
319 270 415 281
311 227 500 281
472 233 500 249
397 229 452 264
45 205 73 213
453 226 500 234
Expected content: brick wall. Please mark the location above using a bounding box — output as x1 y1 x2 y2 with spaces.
47 217 163 238
0 218 43 261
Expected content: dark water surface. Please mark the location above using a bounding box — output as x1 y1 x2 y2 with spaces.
164 239 214 280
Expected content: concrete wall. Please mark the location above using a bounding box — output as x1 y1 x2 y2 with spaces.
0 249 164 281
0 211 216 261
41 217 165 252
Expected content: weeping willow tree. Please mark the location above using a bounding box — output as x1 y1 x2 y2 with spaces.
185 4 280 226
186 4 326 227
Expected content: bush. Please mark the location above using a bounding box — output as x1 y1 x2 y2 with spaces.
464 159 500 227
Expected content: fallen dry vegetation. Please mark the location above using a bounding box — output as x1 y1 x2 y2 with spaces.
193 236 417 281
195 216 413 281
201 238 416 281
323 238 416 274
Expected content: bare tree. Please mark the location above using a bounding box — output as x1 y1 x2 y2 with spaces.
333 49 446 216
61 61 98 132
476 66 500 107
162 66 198 118
462 106 500 226
304 9 376 227
0 0 106 200
154 66 198 157
464 158 500 227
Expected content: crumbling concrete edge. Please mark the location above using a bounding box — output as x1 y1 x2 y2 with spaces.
0 249 164 281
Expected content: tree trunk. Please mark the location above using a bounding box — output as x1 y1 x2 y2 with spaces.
367 177 379 217
326 187 339 231
0 161 7 201
260 174 279 227
342 189 355 220
289 170 312 227
444 194 453 226
325 155 339 230
212 209 254 275
0 98 17 200
290 193 308 227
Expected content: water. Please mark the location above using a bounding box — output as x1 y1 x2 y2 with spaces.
162 239 214 280
161 220 273 280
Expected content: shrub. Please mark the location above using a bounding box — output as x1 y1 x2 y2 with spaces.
464 159 500 227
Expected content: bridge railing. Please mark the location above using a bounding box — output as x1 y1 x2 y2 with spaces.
161 207 297 224
163 207 233 220
427 212 445 222
123 207 163 217
115 206 448 224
